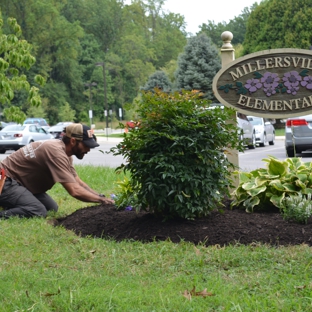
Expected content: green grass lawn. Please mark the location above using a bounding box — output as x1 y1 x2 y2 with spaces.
1 166 311 311
275 128 285 136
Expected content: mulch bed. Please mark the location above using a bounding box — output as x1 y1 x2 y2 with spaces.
56 201 312 247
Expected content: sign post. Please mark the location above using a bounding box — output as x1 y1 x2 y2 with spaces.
219 31 239 189
213 32 312 190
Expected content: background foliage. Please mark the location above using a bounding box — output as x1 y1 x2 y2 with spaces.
0 0 257 125
243 0 312 54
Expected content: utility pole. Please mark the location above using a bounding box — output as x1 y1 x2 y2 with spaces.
84 82 97 127
95 62 108 139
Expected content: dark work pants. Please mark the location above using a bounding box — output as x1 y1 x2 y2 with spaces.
0 178 58 218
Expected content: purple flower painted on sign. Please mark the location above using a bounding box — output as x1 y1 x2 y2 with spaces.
219 69 312 98
261 72 280 87
283 71 302 86
263 85 277 96
244 78 262 93
301 75 312 90
286 85 300 95
260 72 280 96
283 71 302 95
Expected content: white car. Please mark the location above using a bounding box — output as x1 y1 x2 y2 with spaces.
0 124 54 153
237 112 256 149
247 116 275 147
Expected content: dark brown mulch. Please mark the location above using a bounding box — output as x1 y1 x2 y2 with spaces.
56 201 312 247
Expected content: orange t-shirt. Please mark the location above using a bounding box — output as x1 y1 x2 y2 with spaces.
1 140 76 194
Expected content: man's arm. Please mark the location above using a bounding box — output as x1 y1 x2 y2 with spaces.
61 181 114 205
74 175 102 196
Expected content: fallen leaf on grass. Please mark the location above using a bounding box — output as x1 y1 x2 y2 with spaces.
182 286 214 300
193 246 201 256
182 290 192 300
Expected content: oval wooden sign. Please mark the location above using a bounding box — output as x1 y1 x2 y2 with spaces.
212 48 312 118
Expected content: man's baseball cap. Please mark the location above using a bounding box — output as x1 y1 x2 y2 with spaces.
65 123 99 148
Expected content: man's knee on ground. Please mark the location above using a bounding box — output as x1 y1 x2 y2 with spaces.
29 204 48 218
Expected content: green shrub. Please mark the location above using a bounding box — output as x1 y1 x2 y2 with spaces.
110 90 244 220
231 156 312 212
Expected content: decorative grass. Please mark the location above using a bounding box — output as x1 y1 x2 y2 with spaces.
0 166 311 311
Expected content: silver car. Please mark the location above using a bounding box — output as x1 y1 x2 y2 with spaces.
285 114 312 157
209 104 256 149
247 116 275 147
48 121 73 139
0 124 54 154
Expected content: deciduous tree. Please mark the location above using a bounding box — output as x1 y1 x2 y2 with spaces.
0 12 44 123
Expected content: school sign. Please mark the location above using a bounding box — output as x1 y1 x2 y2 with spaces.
212 48 312 118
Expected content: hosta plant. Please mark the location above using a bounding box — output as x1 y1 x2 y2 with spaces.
231 156 312 212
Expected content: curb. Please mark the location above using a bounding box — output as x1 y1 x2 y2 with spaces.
96 136 123 143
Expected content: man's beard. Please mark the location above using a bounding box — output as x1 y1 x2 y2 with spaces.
72 143 87 159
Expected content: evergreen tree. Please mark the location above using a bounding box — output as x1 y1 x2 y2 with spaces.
141 70 172 92
175 33 221 99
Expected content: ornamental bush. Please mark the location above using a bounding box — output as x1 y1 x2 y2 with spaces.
110 90 243 220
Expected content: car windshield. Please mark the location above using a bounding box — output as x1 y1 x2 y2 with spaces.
2 125 25 131
248 117 262 125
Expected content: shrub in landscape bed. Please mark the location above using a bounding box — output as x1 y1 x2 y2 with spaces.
110 90 243 220
231 156 312 214
282 193 312 224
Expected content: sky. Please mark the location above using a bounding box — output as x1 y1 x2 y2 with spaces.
125 0 259 35
161 0 259 35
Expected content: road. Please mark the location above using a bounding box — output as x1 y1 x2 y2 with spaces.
239 138 312 171
0 137 312 171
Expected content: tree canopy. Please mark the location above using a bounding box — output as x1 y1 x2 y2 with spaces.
0 11 44 123
0 0 284 124
198 2 259 48
243 0 312 54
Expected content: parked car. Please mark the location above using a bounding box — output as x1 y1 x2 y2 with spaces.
247 116 275 147
0 121 9 130
285 114 312 157
237 112 256 149
48 122 73 139
0 124 54 153
208 104 256 149
23 118 50 130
